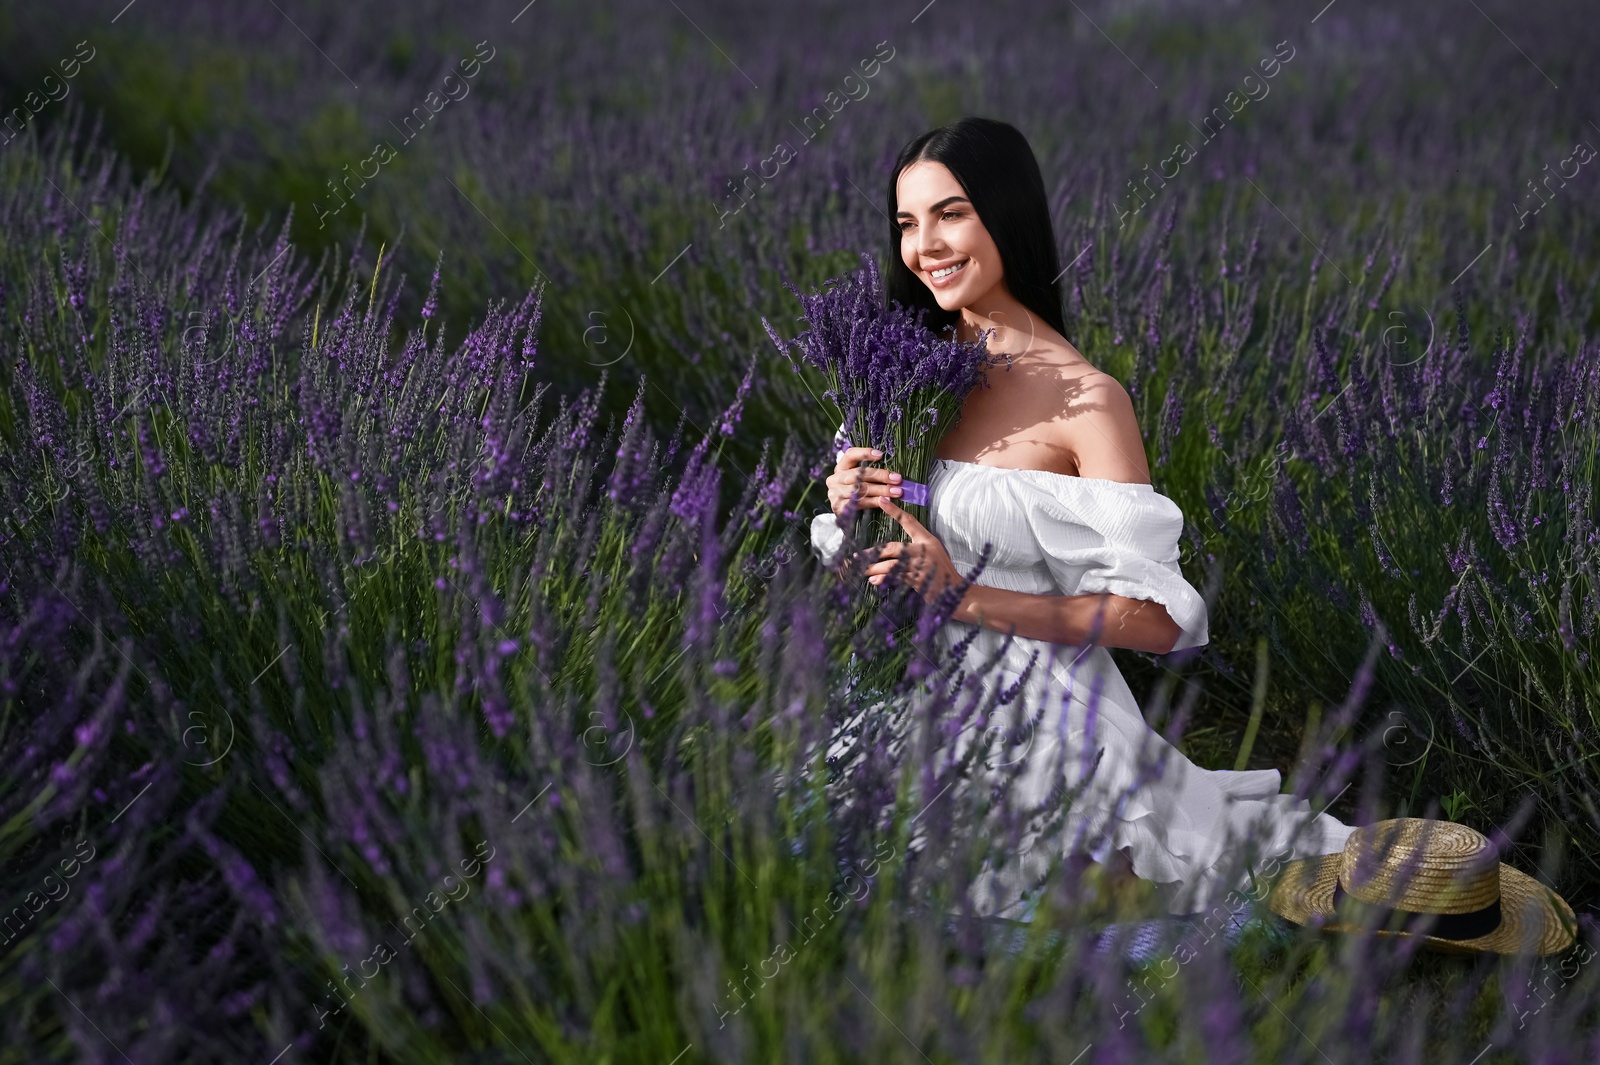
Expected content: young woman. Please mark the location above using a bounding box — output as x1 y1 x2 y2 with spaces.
813 116 1359 919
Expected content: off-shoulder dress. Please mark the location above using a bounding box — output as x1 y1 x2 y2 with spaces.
812 456 1357 918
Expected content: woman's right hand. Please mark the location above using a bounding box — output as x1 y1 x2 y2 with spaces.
826 446 904 518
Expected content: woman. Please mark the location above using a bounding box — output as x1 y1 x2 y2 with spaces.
813 116 1358 920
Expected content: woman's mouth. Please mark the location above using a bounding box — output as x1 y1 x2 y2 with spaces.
927 259 968 287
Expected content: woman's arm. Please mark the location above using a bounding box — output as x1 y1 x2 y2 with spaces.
862 484 1187 655
951 584 1182 655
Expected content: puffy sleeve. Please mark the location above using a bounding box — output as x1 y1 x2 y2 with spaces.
811 511 847 566
810 420 853 567
1014 473 1210 652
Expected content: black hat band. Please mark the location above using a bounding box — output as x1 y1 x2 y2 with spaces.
1330 881 1503 941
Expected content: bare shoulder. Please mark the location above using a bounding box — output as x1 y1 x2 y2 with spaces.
1062 371 1152 483
1076 371 1135 414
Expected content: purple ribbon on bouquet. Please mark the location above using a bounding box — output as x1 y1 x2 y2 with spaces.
836 436 929 506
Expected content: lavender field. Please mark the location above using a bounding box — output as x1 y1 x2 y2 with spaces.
2 0 1599 1061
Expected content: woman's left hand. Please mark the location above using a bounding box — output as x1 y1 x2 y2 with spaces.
859 498 964 602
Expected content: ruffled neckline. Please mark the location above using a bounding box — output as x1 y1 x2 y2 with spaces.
931 456 1157 491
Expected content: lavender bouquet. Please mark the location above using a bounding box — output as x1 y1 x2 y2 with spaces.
763 253 1002 560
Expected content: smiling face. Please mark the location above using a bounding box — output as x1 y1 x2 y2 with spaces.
895 159 1006 314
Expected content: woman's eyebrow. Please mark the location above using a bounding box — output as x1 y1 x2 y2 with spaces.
895 195 971 218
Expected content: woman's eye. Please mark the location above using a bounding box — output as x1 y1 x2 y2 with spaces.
942 211 961 221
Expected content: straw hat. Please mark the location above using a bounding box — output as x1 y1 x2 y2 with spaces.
1265 818 1579 955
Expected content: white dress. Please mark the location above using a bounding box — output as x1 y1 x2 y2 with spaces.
811 456 1358 918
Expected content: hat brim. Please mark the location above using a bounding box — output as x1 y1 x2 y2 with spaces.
1264 853 1578 955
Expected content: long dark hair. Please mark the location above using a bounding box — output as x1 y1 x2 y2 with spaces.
884 116 1067 341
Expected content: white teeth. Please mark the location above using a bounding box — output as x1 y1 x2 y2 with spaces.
932 261 966 278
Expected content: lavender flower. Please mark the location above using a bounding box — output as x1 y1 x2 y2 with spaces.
765 253 999 546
